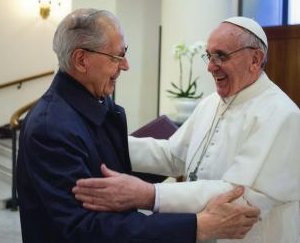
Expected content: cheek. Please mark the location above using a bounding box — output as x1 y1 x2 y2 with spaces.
92 64 118 96
226 63 244 84
217 68 239 97
228 74 240 89
104 79 115 92
101 72 116 95
228 71 249 95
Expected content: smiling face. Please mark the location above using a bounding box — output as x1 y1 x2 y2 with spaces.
83 29 129 97
206 23 263 98
69 27 129 98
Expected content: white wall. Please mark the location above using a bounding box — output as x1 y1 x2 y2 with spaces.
73 0 116 13
0 0 71 125
115 0 161 132
159 0 238 117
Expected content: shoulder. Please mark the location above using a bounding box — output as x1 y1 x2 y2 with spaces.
254 82 299 118
23 92 88 144
241 83 300 132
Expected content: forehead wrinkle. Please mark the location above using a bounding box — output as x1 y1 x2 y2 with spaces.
209 23 245 51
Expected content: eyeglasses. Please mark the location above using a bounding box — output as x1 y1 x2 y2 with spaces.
201 46 257 66
81 46 128 63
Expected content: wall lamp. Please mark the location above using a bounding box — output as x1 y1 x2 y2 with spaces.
38 0 61 19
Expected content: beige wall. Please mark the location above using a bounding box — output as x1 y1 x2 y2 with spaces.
0 0 71 125
73 0 116 13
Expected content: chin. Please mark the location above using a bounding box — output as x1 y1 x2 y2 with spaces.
217 88 226 97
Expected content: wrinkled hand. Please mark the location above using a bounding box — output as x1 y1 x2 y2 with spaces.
197 186 260 241
72 164 155 211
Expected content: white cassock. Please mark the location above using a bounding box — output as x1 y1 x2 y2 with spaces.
129 72 300 243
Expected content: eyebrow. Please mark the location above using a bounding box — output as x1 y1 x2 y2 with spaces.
206 49 227 54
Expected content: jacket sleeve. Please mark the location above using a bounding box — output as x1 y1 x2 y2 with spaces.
156 179 281 219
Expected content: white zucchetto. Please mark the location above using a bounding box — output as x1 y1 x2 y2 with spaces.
223 16 268 48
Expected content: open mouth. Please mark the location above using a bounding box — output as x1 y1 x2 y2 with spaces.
215 76 226 82
212 71 226 82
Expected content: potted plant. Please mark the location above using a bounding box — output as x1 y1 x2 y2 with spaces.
167 41 206 122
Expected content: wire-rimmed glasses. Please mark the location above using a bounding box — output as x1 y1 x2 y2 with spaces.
81 46 128 63
201 46 257 66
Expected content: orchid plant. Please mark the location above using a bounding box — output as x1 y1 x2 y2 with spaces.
167 41 206 99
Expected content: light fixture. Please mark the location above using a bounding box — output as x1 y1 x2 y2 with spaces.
38 0 61 19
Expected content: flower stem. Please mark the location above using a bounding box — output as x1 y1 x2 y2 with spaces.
188 56 193 87
179 56 183 89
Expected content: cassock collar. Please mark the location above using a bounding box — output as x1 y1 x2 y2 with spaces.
52 70 124 126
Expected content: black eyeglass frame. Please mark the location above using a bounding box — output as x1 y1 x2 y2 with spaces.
81 46 128 62
201 46 258 65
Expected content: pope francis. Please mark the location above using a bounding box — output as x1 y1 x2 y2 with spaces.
73 16 300 243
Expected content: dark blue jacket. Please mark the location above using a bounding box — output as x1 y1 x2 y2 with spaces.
17 71 196 243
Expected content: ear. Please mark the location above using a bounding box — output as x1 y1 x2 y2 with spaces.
250 49 264 72
71 49 88 73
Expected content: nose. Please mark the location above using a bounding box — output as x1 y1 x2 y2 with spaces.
207 59 220 73
119 57 129 71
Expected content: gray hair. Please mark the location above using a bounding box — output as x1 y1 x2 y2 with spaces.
53 9 122 72
237 28 268 68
